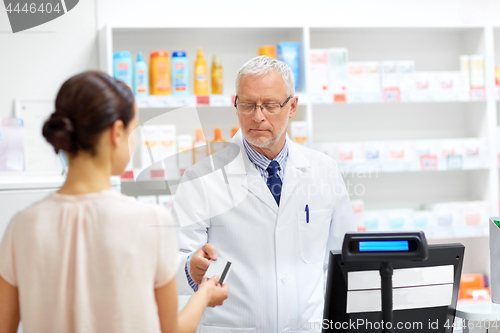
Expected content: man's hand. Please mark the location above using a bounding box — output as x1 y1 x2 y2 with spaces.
190 243 218 284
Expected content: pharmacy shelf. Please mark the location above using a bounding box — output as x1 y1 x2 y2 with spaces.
136 93 309 109
99 25 500 218
121 178 173 197
338 164 489 175
0 176 121 191
426 225 489 240
309 93 484 104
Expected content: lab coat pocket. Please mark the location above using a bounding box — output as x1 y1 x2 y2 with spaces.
298 209 331 264
199 326 256 333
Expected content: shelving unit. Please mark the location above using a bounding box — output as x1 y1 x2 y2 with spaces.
98 25 500 238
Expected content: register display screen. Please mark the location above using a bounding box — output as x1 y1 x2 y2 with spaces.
358 240 410 252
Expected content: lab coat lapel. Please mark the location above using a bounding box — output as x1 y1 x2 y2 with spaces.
225 130 279 214
279 138 310 211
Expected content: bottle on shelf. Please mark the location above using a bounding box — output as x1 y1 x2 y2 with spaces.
149 51 171 95
277 42 300 91
258 45 276 59
113 51 132 89
210 127 226 155
172 51 189 96
133 52 149 97
194 48 209 96
193 128 209 163
230 127 239 138
177 134 193 176
211 55 223 95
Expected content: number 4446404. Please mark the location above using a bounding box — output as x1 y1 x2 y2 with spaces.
6 3 61 14
444 318 499 330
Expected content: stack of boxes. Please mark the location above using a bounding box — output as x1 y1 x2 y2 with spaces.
314 137 489 173
308 50 484 102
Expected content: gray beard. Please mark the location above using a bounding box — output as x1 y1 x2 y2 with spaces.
243 117 289 149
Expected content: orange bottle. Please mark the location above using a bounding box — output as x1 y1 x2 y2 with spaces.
194 48 209 96
193 128 209 163
230 127 239 138
149 51 171 95
211 55 223 95
210 128 226 155
258 45 276 59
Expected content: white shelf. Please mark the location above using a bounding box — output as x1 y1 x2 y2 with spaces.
425 225 489 240
309 92 484 104
135 93 309 109
99 25 500 217
0 176 121 191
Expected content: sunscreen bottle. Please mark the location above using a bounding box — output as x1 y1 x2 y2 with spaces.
211 55 223 94
134 52 149 96
172 51 189 96
210 127 226 155
194 48 209 96
149 51 171 95
193 128 209 163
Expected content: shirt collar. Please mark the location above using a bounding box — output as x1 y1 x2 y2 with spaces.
242 135 289 171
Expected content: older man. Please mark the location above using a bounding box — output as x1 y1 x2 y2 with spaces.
173 56 356 333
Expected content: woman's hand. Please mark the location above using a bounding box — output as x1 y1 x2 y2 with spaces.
198 275 229 307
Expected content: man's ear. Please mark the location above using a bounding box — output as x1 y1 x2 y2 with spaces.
288 96 298 119
110 120 125 147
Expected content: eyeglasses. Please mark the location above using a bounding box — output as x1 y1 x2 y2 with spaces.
234 96 293 114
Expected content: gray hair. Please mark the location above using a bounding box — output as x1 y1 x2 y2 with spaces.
235 56 295 97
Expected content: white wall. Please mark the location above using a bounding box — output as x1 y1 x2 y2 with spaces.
96 0 500 30
2 0 499 119
0 0 98 118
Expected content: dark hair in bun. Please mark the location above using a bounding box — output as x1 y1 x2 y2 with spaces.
42 70 135 155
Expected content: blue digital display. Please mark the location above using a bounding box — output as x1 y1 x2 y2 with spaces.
359 241 409 252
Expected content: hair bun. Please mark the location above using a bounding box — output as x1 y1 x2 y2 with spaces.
42 113 75 153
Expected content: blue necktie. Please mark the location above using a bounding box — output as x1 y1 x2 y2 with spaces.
266 160 282 206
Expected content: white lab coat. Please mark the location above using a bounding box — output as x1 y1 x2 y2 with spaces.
173 130 356 333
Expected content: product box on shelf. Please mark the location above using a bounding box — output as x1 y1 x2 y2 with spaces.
158 125 178 179
309 49 330 93
434 71 469 101
0 118 24 172
411 210 436 231
121 154 134 180
363 141 384 168
462 138 489 170
363 210 388 231
332 142 365 166
141 125 163 179
346 62 364 103
495 67 500 101
469 54 485 100
386 209 414 230
177 134 193 175
290 121 308 145
398 61 415 102
381 61 400 102
460 55 470 89
328 48 348 102
362 62 382 103
462 201 489 227
382 141 416 172
137 195 158 205
158 195 174 212
411 72 434 102
414 140 440 171
351 199 365 231
438 139 465 171
432 202 464 229
277 42 300 91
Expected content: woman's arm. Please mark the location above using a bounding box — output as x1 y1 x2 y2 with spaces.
0 275 20 333
155 276 228 333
